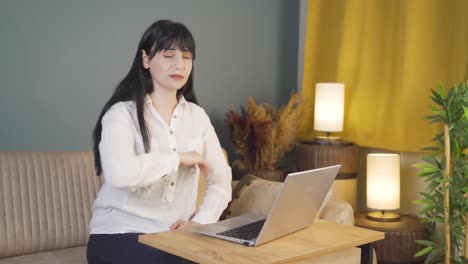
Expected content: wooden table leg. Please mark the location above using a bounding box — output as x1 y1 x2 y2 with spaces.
359 243 373 264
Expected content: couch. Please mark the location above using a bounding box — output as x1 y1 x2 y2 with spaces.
0 151 359 263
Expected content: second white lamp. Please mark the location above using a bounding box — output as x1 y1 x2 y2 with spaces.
366 153 401 222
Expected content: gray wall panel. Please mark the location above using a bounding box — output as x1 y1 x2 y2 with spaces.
0 0 299 159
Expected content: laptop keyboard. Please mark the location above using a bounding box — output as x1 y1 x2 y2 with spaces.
217 219 266 241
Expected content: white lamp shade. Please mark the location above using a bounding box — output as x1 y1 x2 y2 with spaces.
366 154 400 210
314 83 345 132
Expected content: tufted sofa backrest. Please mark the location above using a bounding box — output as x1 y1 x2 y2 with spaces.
0 151 102 258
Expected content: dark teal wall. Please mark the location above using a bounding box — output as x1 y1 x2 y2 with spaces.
0 0 299 153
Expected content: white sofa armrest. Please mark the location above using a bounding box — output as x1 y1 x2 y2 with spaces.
318 196 355 225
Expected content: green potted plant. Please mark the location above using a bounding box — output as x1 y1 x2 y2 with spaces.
226 93 303 181
413 81 468 264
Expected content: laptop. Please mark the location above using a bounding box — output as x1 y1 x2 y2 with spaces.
190 165 341 246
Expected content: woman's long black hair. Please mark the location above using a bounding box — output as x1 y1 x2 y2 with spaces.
92 20 198 176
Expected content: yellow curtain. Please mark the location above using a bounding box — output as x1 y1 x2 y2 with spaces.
300 0 468 152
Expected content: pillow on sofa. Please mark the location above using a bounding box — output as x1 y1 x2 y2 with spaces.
222 174 282 219
222 174 334 221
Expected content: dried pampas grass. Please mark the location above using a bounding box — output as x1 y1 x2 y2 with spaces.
226 93 303 170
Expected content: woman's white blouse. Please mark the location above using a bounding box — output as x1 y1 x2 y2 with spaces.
89 95 232 234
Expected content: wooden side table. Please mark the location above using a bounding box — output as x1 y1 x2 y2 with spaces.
354 213 429 264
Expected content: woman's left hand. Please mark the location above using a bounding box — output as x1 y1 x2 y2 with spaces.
170 220 201 230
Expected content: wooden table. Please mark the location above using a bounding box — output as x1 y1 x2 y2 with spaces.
139 219 384 264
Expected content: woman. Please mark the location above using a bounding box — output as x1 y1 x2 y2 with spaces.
87 20 232 264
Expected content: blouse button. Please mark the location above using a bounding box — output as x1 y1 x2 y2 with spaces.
170 131 173 134
173 115 177 119
170 182 175 186
172 148 176 152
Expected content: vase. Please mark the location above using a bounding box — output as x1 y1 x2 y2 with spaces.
240 168 288 182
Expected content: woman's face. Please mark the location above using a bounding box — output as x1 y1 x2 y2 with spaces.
142 47 193 92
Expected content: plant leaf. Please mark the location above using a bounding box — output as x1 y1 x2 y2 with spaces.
414 246 433 257
415 240 436 247
424 247 441 264
420 146 440 152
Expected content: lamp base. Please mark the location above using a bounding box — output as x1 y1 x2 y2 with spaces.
314 131 342 141
366 211 400 222
314 136 342 141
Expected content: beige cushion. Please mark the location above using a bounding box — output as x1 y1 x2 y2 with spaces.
0 246 86 264
223 174 282 219
0 152 102 259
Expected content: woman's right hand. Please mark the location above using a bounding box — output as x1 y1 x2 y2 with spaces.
178 152 213 177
